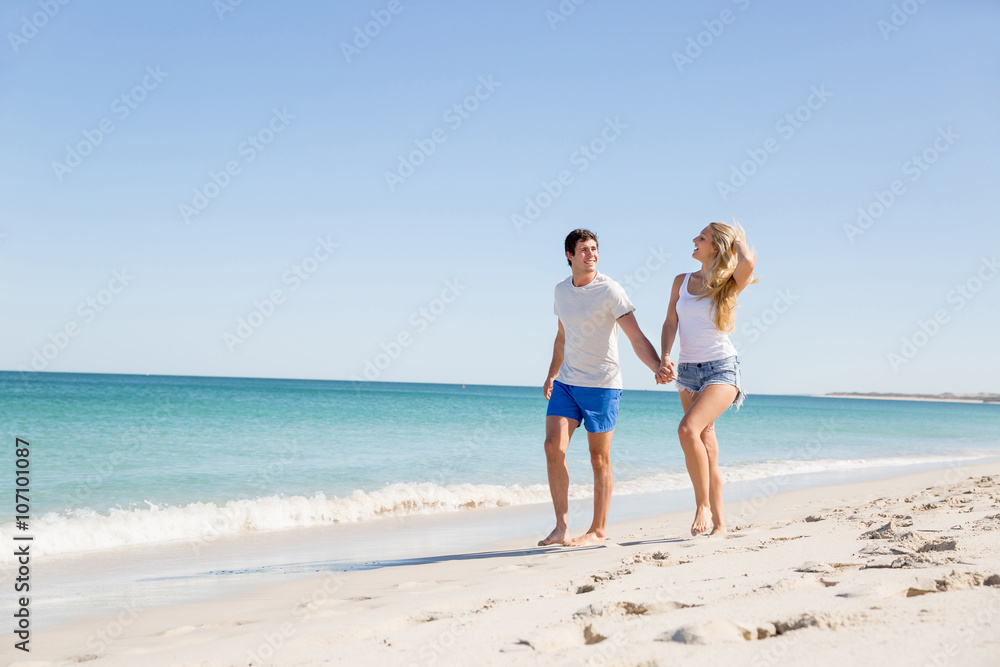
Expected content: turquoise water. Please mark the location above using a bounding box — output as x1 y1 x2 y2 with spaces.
1 372 997 557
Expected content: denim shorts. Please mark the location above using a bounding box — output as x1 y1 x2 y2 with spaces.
676 355 744 411
546 380 622 432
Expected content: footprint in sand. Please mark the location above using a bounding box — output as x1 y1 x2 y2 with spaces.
298 597 344 611
517 621 624 652
664 611 865 644
200 620 252 628
661 619 758 644
409 610 455 624
574 599 695 618
515 625 585 652
158 625 199 637
493 562 541 572
158 620 253 637
623 551 672 565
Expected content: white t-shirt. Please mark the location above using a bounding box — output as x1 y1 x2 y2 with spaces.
553 272 635 389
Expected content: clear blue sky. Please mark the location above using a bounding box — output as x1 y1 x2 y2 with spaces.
2 0 998 395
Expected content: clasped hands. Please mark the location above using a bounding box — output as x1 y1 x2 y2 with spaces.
655 357 676 385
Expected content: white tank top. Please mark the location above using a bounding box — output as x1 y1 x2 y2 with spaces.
676 273 738 363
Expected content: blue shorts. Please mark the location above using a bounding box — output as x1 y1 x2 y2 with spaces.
676 355 745 411
546 380 622 432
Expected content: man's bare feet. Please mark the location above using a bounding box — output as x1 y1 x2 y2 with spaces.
691 505 712 536
567 531 607 547
538 526 570 546
709 524 727 535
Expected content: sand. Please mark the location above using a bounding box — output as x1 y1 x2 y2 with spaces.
8 461 1000 666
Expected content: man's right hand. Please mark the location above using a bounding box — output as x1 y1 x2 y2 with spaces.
656 360 676 384
543 377 554 400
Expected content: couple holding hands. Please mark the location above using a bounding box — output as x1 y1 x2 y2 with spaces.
539 224 757 547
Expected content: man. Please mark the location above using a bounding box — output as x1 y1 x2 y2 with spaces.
539 229 666 547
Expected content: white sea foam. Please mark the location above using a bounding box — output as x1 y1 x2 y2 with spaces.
616 454 992 494
0 454 989 561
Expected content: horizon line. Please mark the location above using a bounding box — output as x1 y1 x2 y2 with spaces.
2 369 989 401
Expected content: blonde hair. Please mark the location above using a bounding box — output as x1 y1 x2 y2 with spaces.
698 221 758 332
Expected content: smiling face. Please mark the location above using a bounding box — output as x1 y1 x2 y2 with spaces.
692 226 718 263
568 238 599 273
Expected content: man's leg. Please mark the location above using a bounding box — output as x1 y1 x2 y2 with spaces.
539 415 578 546
567 429 614 547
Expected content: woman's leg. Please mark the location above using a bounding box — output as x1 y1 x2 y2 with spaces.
678 384 737 535
700 422 726 534
677 389 708 534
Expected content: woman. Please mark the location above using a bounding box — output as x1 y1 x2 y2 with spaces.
657 222 757 536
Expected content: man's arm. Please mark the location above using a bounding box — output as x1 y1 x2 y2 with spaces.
543 320 565 399
616 312 662 377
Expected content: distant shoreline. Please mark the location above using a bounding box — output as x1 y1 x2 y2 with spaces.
822 392 1000 404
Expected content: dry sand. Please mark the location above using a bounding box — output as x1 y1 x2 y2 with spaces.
8 461 1000 666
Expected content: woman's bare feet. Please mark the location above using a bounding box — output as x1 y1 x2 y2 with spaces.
538 526 570 546
691 505 712 536
709 524 727 535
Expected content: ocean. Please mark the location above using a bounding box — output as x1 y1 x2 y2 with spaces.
2 371 999 563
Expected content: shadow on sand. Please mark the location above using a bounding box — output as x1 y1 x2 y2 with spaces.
145 536 687 582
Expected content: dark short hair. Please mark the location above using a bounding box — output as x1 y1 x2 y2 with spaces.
564 229 598 266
